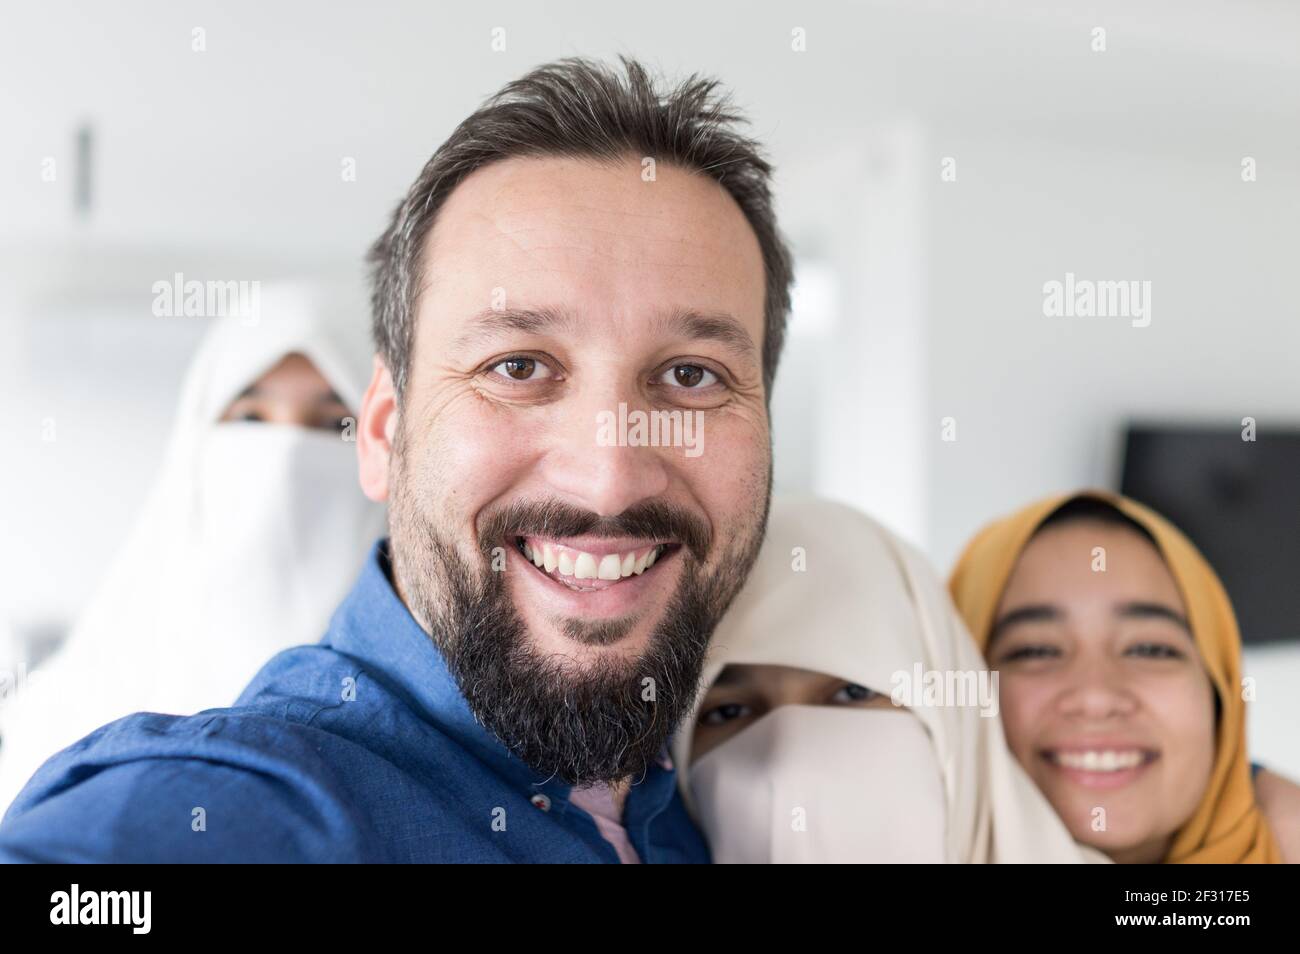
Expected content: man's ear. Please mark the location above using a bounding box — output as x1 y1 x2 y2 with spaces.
357 354 398 502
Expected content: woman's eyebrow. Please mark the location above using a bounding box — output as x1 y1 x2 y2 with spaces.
1115 601 1192 634
230 384 346 407
988 604 1062 646
312 388 347 407
711 665 756 688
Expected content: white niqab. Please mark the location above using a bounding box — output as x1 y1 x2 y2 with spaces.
0 280 386 815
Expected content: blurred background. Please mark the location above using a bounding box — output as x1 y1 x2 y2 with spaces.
1 1 1297 773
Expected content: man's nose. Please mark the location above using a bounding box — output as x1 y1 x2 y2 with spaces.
539 388 673 518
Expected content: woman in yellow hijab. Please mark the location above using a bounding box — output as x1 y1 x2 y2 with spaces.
949 489 1283 863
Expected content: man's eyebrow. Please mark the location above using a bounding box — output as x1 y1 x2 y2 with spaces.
988 604 1062 648
447 306 575 355
653 308 758 363
445 305 759 364
1116 601 1192 635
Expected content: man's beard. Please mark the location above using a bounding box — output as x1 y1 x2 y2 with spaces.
387 439 770 786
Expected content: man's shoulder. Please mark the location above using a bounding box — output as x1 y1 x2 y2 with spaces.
0 636 429 863
0 640 644 863
0 700 390 862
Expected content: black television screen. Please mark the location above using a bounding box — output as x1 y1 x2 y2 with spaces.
1119 424 1300 645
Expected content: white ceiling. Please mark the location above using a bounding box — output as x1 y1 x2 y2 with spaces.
2 0 1296 273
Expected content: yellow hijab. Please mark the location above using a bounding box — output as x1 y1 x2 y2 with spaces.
948 489 1280 864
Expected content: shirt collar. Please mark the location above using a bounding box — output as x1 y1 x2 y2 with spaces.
326 539 679 800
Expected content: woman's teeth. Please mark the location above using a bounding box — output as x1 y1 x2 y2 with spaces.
1052 750 1148 772
519 539 664 581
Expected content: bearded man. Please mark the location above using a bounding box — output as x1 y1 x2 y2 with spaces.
0 55 794 863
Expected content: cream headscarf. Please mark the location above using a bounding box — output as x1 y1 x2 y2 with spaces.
948 489 1281 864
0 280 386 816
671 494 1105 863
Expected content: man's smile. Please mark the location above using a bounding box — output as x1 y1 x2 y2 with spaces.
504 531 685 633
514 535 678 591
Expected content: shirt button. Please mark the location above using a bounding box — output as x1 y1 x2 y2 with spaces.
530 793 552 812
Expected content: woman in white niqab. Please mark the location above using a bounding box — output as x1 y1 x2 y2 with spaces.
672 495 1108 863
0 281 386 815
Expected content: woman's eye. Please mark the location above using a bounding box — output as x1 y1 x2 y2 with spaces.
1001 645 1061 662
239 410 263 423
699 702 751 726
660 364 718 389
491 357 551 382
1126 642 1184 660
832 683 880 704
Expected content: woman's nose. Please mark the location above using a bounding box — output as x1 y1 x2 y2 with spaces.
1056 656 1140 721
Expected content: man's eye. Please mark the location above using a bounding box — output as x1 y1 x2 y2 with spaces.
491 357 551 382
1126 642 1184 660
1001 645 1061 662
700 702 751 726
832 683 880 704
660 364 718 389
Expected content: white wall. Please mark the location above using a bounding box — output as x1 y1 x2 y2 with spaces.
924 127 1300 570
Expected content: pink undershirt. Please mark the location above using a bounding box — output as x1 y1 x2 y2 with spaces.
569 783 642 864
568 748 674 864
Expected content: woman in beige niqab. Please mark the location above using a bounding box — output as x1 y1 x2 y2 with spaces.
671 495 1107 863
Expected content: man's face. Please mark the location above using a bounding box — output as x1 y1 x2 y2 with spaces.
359 154 772 784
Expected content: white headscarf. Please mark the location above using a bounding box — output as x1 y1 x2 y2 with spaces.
0 279 386 815
672 494 1108 863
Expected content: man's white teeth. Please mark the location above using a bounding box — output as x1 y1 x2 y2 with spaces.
521 539 665 582
1056 750 1146 772
597 554 621 580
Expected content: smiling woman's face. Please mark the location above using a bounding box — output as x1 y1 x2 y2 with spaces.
989 518 1216 863
690 663 902 762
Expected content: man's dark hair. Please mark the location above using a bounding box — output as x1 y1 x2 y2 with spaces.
367 54 795 404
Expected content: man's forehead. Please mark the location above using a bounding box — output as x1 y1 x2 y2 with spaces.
417 153 766 343
430 153 746 243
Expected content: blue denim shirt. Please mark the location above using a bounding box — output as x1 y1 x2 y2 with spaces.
0 540 710 863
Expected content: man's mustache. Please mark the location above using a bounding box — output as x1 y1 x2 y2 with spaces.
478 498 712 564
